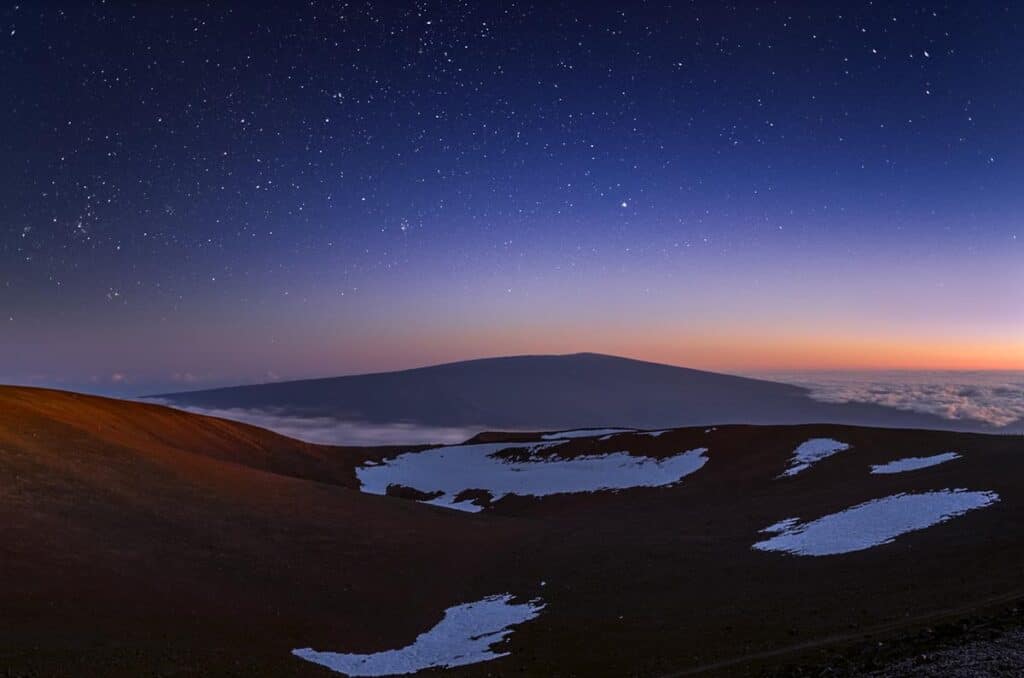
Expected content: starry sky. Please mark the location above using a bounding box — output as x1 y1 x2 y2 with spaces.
2 1 1022 396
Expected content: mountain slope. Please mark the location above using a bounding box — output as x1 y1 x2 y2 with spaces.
0 385 378 488
152 352 993 432
3 385 1024 676
0 386 527 676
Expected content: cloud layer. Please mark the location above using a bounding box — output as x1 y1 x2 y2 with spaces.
770 371 1024 428
149 370 1024 445
146 401 481 447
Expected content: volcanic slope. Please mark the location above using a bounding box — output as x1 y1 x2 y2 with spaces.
0 386 528 676
3 385 1024 676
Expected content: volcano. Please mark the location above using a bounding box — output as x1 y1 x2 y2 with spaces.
151 353 1014 435
3 385 1024 675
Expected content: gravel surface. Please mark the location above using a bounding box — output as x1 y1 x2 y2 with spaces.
867 628 1024 677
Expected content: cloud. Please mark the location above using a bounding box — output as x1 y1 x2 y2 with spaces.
774 372 1024 428
146 401 482 446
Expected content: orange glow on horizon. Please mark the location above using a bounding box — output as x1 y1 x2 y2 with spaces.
638 337 1024 372
320 327 1024 377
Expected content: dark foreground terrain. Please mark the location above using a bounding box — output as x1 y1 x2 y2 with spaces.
2 385 1023 676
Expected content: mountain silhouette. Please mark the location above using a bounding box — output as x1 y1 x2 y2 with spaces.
152 353 1007 433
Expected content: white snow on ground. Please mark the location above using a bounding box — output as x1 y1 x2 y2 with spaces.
540 428 635 440
598 429 673 441
759 518 800 534
870 452 961 474
753 489 999 556
780 438 850 477
292 594 543 676
356 442 709 512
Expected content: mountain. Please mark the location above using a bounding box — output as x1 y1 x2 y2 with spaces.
0 386 510 676
152 352 1002 433
3 384 1024 676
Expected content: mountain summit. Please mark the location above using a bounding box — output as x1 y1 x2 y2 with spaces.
153 353 1000 432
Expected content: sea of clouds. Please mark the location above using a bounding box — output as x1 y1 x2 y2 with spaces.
148 370 1024 446
764 370 1024 429
146 401 481 447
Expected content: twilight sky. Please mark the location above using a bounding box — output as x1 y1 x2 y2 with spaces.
2 1 1022 395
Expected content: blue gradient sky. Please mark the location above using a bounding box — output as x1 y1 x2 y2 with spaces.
2 2 1022 395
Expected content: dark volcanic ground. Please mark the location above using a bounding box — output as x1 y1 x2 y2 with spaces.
2 385 1024 676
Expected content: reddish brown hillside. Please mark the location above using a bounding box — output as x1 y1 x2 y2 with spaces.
0 385 379 488
2 386 1024 677
0 386 529 676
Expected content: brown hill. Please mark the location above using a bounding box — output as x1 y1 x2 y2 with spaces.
2 385 1024 676
0 386 528 676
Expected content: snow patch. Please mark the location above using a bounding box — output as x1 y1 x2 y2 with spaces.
356 443 709 512
599 429 673 441
753 489 999 556
870 452 961 474
780 438 850 477
759 517 800 534
292 594 543 675
541 428 635 440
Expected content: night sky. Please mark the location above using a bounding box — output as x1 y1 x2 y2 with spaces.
3 1 1022 395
